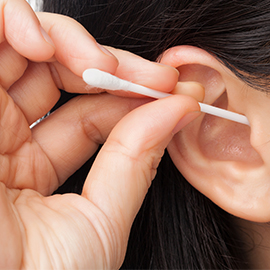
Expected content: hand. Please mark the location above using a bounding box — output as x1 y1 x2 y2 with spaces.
0 1 200 269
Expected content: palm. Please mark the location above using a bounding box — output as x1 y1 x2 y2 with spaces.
0 74 130 268
0 32 126 267
0 50 155 268
0 92 56 194
3 177 117 269
0 69 101 268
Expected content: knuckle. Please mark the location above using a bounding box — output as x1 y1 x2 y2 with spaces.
105 138 160 186
79 112 106 145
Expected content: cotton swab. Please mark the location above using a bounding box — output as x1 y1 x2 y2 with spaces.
83 68 250 126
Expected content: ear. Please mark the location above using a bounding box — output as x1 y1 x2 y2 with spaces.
160 45 270 222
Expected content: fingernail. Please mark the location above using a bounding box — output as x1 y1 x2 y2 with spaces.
155 62 170 67
96 43 114 57
172 82 205 102
40 26 55 47
172 111 200 134
155 62 179 73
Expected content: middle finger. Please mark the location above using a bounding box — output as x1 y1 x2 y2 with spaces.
8 61 60 125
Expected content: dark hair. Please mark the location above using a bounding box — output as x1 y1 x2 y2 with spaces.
44 0 270 268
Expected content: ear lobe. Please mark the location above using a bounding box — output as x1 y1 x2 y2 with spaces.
160 46 270 222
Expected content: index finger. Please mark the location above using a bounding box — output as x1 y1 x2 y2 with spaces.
38 11 178 95
37 12 119 77
107 46 179 94
46 48 179 97
2 0 55 60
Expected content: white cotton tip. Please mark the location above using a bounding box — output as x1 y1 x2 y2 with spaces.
83 68 250 126
83 68 130 90
83 68 170 98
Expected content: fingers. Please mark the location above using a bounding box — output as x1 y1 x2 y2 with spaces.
106 46 179 94
31 94 148 193
0 41 27 89
7 45 179 125
8 62 60 125
172 81 205 102
3 9 178 126
35 12 178 93
48 49 179 96
37 12 119 77
82 95 200 241
5 8 119 124
36 12 178 93
0 85 30 155
2 0 55 61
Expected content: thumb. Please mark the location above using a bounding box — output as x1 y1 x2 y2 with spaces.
2 0 55 61
82 95 200 238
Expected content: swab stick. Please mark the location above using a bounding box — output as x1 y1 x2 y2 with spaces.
83 68 250 126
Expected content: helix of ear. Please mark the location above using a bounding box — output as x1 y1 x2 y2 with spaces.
160 45 270 222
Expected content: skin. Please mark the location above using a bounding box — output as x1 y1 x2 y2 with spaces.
160 46 270 269
0 1 201 269
2 0 270 269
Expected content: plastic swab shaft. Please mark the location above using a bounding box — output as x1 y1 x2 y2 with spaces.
83 68 250 126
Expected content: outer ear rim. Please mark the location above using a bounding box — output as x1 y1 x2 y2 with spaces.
160 45 229 105
169 135 270 222
160 45 224 73
160 45 270 222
